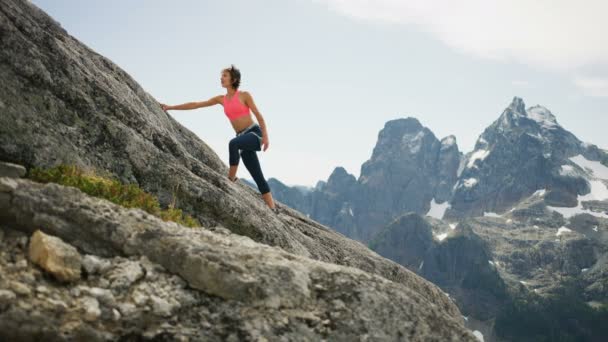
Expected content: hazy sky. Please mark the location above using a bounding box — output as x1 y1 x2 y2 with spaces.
31 0 608 187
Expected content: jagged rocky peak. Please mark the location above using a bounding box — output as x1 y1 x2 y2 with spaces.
327 166 356 183
440 135 458 150
325 166 357 193
496 96 527 128
526 104 559 129
447 95 600 219
371 117 437 158
495 96 562 133
314 179 326 191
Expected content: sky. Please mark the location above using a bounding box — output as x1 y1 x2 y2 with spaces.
30 0 608 187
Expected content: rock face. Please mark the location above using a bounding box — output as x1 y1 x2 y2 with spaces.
0 175 477 341
355 118 461 242
0 0 468 323
370 214 509 321
0 0 476 339
276 118 462 242
445 96 600 219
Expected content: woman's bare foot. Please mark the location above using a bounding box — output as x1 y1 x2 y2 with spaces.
262 191 278 212
228 165 238 182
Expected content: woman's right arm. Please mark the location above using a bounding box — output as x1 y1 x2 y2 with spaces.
160 95 222 111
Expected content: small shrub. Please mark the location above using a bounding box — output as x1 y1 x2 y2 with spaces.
27 164 201 228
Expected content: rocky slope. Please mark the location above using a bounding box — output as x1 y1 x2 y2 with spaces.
0 166 478 340
0 0 477 340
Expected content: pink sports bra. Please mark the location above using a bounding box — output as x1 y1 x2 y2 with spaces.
223 90 250 120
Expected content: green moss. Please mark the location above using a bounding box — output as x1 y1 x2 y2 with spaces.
26 164 201 228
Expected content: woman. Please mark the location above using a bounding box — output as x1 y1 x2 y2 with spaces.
159 64 279 214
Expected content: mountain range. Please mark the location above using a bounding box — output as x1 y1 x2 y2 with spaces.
269 97 608 340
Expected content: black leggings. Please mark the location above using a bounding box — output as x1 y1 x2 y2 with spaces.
228 123 271 194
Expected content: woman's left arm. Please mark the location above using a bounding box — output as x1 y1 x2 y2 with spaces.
243 91 270 151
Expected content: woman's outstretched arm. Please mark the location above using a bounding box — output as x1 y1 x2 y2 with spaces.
160 95 223 111
242 91 270 151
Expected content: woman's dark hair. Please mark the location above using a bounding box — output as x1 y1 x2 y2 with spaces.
223 64 241 89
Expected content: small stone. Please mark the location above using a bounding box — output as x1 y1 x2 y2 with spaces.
17 236 28 249
18 300 33 311
107 260 144 289
70 287 81 297
0 177 19 193
150 295 172 317
28 229 82 282
36 285 49 293
139 255 165 280
15 259 27 269
84 287 115 307
112 308 121 321
98 278 110 288
48 298 68 313
0 161 26 178
117 302 137 317
331 299 346 310
9 280 31 296
20 272 36 284
82 254 112 275
0 289 16 309
131 289 148 306
81 296 101 321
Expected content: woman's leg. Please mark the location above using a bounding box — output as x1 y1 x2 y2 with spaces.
240 149 271 195
228 132 260 180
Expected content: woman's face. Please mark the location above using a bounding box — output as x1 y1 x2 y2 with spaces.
221 71 231 89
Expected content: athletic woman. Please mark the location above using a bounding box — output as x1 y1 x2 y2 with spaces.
159 64 278 213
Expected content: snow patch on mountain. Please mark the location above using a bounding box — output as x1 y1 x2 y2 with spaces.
559 164 579 177
462 178 478 188
402 130 426 154
570 154 608 179
526 105 558 129
483 212 502 218
547 180 608 219
434 232 449 241
441 135 456 148
547 155 608 219
467 149 490 168
427 198 450 220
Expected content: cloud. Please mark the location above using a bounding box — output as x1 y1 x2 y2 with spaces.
511 80 530 87
313 0 608 73
573 75 608 97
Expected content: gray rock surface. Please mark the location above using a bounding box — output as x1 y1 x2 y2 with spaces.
0 0 465 326
0 176 478 341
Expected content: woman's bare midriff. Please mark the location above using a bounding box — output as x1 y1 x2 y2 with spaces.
229 114 255 133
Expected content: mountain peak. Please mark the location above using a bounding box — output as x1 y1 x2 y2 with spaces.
495 97 562 132
525 105 559 129
440 135 457 149
508 96 526 115
384 117 424 132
